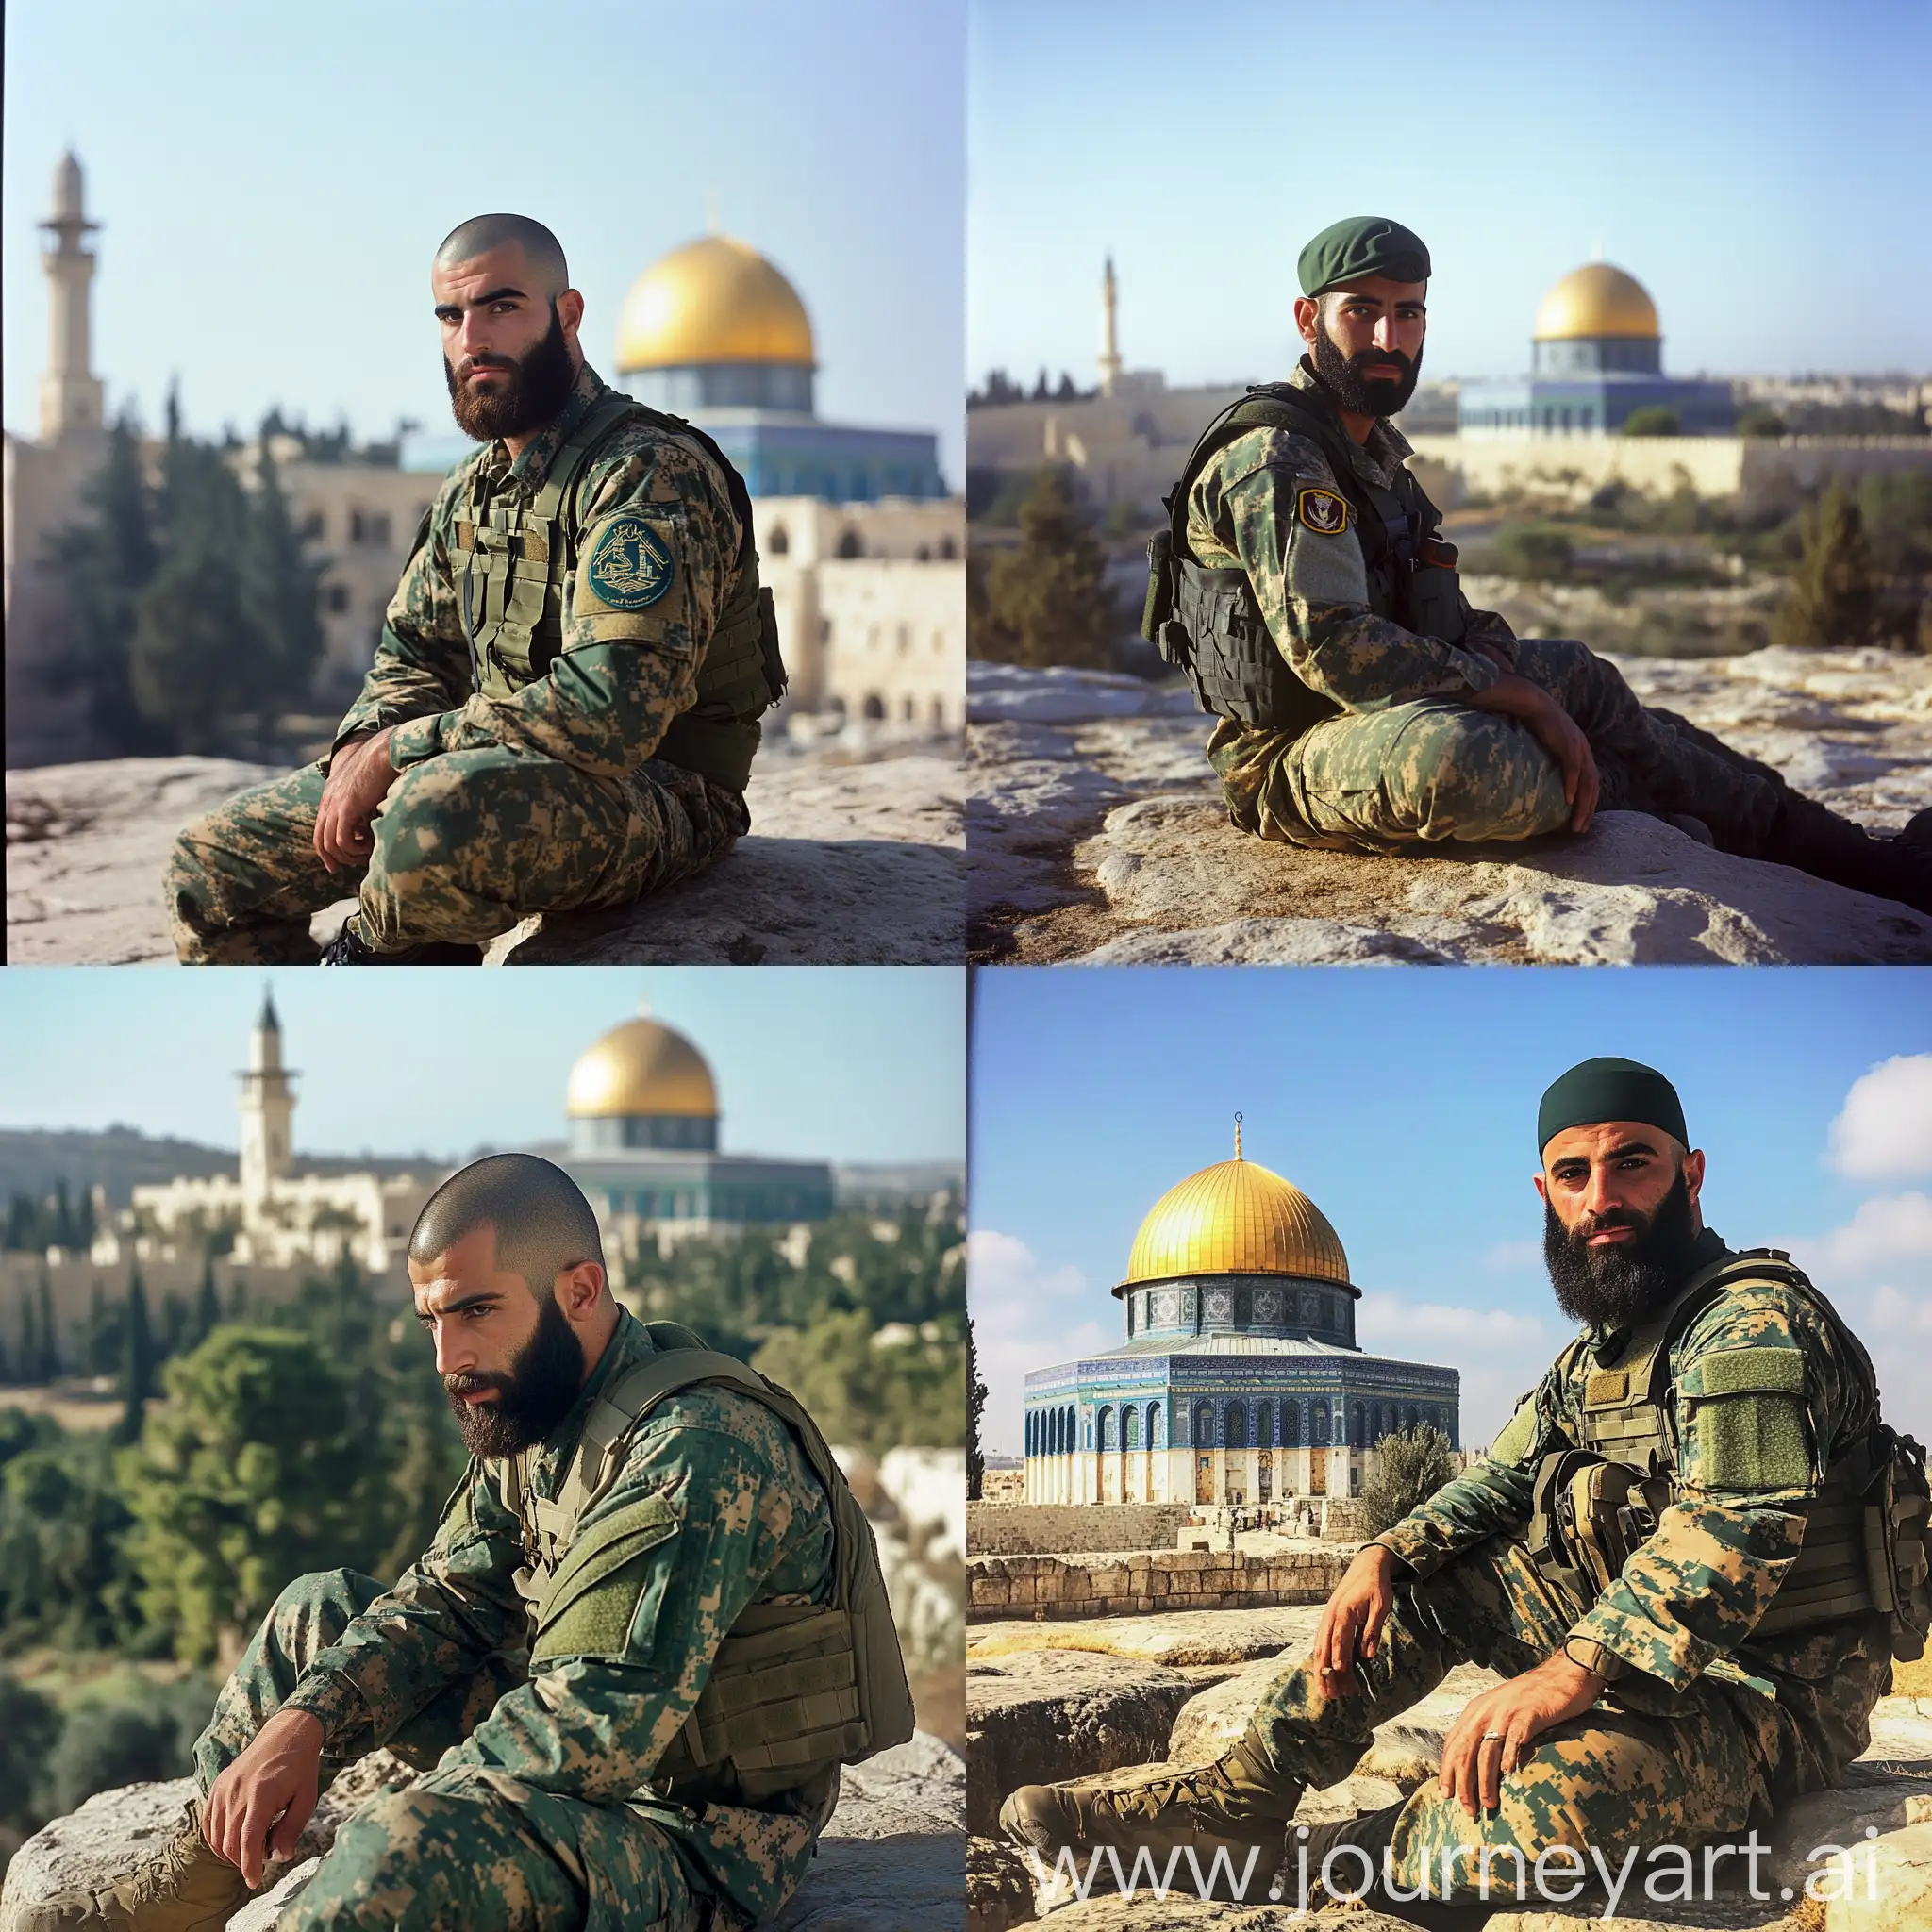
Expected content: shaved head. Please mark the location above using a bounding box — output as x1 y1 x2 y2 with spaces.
435 213 570 297
411 1152 603 1297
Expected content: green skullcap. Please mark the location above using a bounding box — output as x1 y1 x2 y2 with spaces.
1297 216 1432 297
1537 1058 1688 1156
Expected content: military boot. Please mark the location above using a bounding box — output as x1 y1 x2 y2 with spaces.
15 1798 257 1931
318 917 482 966
1000 1734 1301 1888
1285 1800 1405 1908
1760 791 1932 916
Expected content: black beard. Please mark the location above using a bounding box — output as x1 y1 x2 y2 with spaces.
1310 318 1423 418
444 303 576 441
444 1290 586 1457
1543 1169 1701 1334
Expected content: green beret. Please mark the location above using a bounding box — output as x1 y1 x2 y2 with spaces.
1297 216 1432 298
1537 1058 1687 1156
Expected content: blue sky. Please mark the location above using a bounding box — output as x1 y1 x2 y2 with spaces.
4 0 965 483
968 0 1932 391
969 969 1932 1457
0 968 965 1167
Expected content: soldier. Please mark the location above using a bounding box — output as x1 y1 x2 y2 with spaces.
1142 214 1932 916
1001 1058 1929 1907
26 1153 911 1931
165 213 787 964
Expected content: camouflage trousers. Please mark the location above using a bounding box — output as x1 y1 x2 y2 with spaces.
192 1569 712 1932
1239 1533 1858 1904
1210 637 1790 858
165 745 750 963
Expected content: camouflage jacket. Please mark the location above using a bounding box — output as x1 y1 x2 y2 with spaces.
281 1306 838 1924
1374 1229 1892 1765
1185 360 1520 759
329 362 744 782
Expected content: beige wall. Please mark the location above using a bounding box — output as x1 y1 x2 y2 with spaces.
819 558 965 730
968 1545 1350 1622
966 1502 1191 1555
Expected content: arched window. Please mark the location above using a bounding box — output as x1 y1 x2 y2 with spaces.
1097 1406 1115 1452
1149 1401 1164 1449
836 527 863 558
862 693 886 721
1065 1405 1077 1453
930 697 947 727
939 535 958 560
1351 1402 1365 1447
768 524 790 557
1194 1400 1215 1448
1256 1404 1273 1448
1224 1401 1246 1449
1124 1406 1141 1451
1313 1400 1331 1446
1282 1402 1299 1447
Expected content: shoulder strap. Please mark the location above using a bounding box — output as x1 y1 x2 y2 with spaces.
1165 382 1358 562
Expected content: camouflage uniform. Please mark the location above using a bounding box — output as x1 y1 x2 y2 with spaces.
165 365 751 963
1188 364 1788 858
1236 1228 1891 1900
192 1307 839 1930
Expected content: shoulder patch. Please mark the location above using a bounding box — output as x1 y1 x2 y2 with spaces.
1296 486 1352 535
585 514 675 609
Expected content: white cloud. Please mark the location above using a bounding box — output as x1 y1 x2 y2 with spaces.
1827 1055 1932 1179
1481 1238 1543 1274
967 1230 1109 1458
1788 1192 1932 1277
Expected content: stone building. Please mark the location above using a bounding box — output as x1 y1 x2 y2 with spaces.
1023 1123 1457 1507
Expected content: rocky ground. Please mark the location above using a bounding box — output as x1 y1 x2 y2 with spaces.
4 730 962 966
965 1604 1932 1931
0 1732 964 1932
968 649 1932 965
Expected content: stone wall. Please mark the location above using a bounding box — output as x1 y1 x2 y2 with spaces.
966 1502 1190 1555
968 1544 1352 1621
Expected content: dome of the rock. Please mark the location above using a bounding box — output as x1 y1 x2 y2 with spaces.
1533 263 1660 341
1123 1145 1349 1287
616 235 815 372
565 1018 718 1122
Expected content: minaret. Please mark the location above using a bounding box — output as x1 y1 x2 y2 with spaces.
1098 256 1123 397
238 990 296 1210
39 152 107 445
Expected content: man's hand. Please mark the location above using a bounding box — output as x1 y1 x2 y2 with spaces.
1467 671 1599 834
1437 1652 1603 1818
1309 1542 1398 1698
203 1706 324 1889
313 727 397 874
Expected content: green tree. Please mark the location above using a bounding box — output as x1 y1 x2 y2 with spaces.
114 1268 156 1443
0 1429 142 1651
1735 406 1788 438
42 414 162 751
36 1674 217 1821
966 1316 987 1501
36 1271 59 1381
84 1279 118 1377
981 468 1118 669
193 1256 223 1348
1622 406 1681 437
243 429 325 723
0 1668 60 1833
753 1310 964 1457
1358 1425 1457 1537
117 1327 374 1663
1774 481 1881 650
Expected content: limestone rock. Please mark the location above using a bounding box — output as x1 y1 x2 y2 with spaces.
1826 1821 1932 1932
966 1651 1200 1836
969 1831 1041 1932
967 655 1932 966
0 1735 964 1932
5 742 962 966
970 1607 1324 1671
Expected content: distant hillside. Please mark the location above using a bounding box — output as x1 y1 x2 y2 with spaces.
0 1126 459 1208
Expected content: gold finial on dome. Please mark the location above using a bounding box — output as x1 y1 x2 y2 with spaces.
1234 1111 1243 1160
565 1017 718 1121
616 234 816 373
1533 262 1659 341
1121 1139 1349 1288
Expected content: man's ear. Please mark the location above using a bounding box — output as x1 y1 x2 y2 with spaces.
556 1258 605 1319
1532 1169 1550 1206
1681 1148 1706 1207
1292 293 1321 348
558 288 586 343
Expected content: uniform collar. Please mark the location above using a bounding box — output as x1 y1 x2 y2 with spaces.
1289 357 1413 478
479 360 611 500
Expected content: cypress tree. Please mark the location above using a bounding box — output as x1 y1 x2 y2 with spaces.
246 426 325 723
985 467 1119 670
118 1266 156 1435
37 1268 59 1380
1776 480 1881 651
195 1253 223 1344
87 1278 111 1376
17 1294 37 1386
966 1316 987 1501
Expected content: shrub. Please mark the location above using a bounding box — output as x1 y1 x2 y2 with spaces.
1357 1426 1456 1537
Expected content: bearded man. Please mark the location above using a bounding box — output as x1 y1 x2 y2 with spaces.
166 213 786 965
1001 1058 1928 1907
1144 215 1932 914
24 1153 910 1930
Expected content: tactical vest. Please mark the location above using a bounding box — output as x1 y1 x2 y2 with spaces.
493 1320 916 1804
447 392 788 791
1140 380 1466 734
1523 1250 1932 1658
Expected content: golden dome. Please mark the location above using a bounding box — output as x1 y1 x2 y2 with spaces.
616 235 815 372
1534 263 1660 341
1123 1146 1349 1287
565 1019 718 1120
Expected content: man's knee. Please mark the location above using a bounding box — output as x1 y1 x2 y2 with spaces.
265 1567 386 1650
1385 713 1571 844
